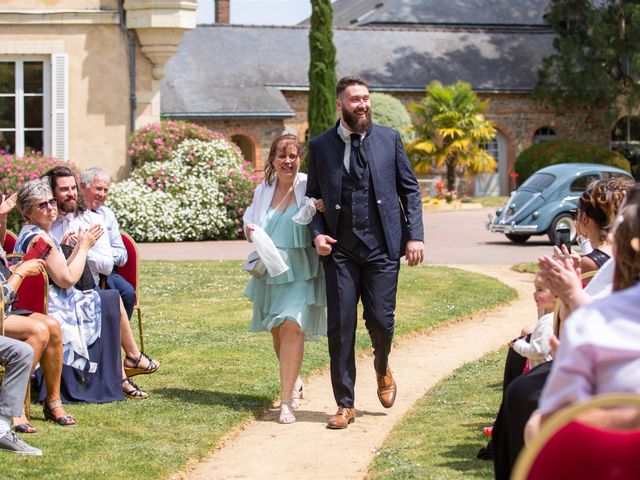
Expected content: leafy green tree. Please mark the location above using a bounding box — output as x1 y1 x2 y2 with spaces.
308 0 337 139
408 80 496 190
535 0 640 124
370 92 414 144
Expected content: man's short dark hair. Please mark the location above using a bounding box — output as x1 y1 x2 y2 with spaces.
336 75 369 98
42 165 86 211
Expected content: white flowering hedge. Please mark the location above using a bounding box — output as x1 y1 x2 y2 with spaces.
108 138 259 242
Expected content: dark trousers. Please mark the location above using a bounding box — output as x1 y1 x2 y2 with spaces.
493 360 553 480
106 272 136 319
323 244 399 408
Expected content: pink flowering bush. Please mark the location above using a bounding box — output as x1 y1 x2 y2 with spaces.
127 120 222 168
0 154 77 233
109 139 260 241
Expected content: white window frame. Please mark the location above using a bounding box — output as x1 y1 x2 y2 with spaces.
0 55 51 157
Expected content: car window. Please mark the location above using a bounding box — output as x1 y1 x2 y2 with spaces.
601 172 629 181
570 174 600 192
520 173 556 191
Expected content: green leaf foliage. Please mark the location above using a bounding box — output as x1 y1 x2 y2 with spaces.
514 139 631 185
534 0 640 124
409 80 496 190
370 92 414 144
308 0 337 139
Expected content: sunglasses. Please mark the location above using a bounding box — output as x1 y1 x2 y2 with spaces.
36 198 57 211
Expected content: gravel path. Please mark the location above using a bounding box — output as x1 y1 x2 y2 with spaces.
173 264 534 480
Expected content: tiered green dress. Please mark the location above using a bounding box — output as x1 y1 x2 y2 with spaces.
244 205 326 339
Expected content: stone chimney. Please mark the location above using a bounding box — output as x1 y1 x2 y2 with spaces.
215 0 230 24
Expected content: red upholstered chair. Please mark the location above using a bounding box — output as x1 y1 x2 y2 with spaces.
1 257 48 421
116 231 145 352
512 393 640 480
2 230 17 254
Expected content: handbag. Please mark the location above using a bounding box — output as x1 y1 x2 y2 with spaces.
60 244 97 291
243 251 266 277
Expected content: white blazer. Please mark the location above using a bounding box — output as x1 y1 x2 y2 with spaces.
243 172 308 235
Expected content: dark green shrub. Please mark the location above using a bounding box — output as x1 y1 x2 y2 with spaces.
514 139 630 186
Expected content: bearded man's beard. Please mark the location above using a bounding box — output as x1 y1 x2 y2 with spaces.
59 199 77 213
342 106 371 134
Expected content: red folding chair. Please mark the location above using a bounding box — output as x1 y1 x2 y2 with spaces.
2 230 17 254
513 393 640 480
115 231 145 352
2 256 48 421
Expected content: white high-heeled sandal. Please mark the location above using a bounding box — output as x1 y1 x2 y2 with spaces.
279 399 296 424
291 378 304 410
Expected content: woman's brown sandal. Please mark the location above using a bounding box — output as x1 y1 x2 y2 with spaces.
122 377 148 399
124 352 160 377
43 399 77 426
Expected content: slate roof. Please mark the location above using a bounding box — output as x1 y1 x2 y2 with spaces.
313 0 552 27
161 24 554 119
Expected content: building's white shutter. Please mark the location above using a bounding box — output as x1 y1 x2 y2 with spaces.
51 53 68 160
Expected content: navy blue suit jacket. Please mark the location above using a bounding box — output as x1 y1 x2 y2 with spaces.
306 123 424 260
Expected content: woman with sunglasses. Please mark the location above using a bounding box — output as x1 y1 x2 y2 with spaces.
13 179 127 408
0 191 79 432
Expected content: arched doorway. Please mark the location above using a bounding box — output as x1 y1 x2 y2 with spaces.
231 134 255 164
476 131 508 196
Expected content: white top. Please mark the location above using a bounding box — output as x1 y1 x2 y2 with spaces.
50 210 114 285
242 172 307 235
92 205 127 267
513 312 554 368
538 282 640 415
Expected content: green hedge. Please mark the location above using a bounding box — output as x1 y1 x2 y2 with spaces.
514 139 630 186
371 92 413 144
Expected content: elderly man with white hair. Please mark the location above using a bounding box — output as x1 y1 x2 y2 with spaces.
78 168 136 320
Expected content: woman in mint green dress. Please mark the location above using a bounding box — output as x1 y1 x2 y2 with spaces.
243 134 326 424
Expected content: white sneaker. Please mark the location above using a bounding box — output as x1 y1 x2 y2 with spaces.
0 431 42 456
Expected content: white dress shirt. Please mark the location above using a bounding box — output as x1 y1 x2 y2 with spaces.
93 205 127 267
50 210 114 285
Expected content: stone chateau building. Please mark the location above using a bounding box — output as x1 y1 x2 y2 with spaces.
0 0 198 178
162 0 623 196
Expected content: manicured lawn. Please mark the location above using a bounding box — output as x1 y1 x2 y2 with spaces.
367 348 506 479
7 261 514 479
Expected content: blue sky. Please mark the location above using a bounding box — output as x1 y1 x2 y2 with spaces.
197 0 324 25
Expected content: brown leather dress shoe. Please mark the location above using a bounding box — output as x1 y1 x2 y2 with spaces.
326 407 355 429
376 368 397 408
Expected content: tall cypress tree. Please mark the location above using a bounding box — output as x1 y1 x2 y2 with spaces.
308 0 337 139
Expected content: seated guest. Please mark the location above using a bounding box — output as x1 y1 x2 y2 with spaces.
0 336 41 455
1 193 75 431
42 167 159 396
492 178 632 479
526 194 640 439
574 177 632 274
79 167 136 319
15 179 130 402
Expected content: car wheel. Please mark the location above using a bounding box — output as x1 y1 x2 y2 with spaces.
548 213 576 244
505 234 531 243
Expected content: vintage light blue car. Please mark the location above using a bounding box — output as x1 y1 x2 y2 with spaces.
486 163 633 243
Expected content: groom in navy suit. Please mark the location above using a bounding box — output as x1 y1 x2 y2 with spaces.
307 76 424 429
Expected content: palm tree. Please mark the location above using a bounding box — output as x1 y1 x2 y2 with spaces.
408 80 496 191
